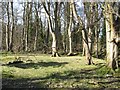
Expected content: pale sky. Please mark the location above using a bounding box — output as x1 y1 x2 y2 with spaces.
12 0 83 24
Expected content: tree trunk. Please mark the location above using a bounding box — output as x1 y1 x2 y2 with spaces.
51 33 58 57
109 5 117 70
82 40 85 56
44 11 50 53
29 2 33 51
67 2 73 55
71 0 93 64
87 3 94 58
25 2 29 52
82 29 92 65
9 2 14 52
105 4 111 62
88 27 93 55
0 26 2 51
22 3 26 51
45 21 49 53
94 26 99 58
0 3 2 51
63 28 67 54
64 2 70 54
105 3 118 70
34 3 39 51
34 24 38 51
6 2 10 51
42 2 59 57
94 4 99 58
25 17 28 52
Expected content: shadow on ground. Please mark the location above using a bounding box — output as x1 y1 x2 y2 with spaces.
2 62 120 90
2 63 120 88
4 61 68 69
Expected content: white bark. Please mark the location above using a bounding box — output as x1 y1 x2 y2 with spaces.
105 10 111 61
88 27 92 53
68 2 73 55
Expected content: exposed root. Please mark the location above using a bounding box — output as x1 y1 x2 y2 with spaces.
51 52 60 57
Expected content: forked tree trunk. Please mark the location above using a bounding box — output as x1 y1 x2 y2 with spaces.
42 2 59 57
82 29 92 65
71 0 93 64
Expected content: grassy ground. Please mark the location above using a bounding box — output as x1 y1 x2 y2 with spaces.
1 54 120 89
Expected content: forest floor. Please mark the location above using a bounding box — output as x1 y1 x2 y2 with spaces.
1 54 120 89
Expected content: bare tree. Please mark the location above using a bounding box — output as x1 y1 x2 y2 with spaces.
9 2 14 52
42 2 60 57
71 0 94 65
67 2 73 55
34 3 39 51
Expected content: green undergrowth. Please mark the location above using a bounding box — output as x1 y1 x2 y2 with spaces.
1 54 120 88
96 65 114 76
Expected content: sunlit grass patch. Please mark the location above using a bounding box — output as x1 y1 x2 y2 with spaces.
1 54 120 88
